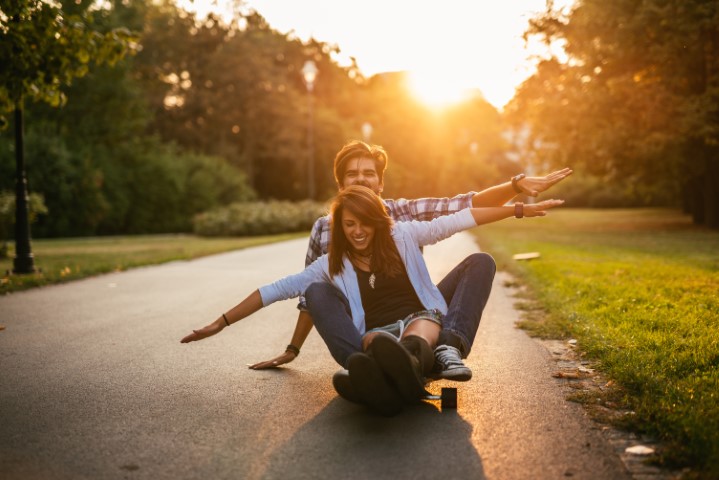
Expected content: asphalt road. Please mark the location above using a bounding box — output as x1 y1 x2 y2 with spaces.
0 233 630 480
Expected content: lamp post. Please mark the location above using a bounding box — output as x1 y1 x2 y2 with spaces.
13 104 36 274
301 60 318 199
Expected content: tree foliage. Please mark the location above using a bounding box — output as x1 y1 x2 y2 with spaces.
0 0 512 238
0 0 137 122
509 0 719 227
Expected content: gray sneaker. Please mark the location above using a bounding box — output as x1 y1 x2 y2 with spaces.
431 345 472 381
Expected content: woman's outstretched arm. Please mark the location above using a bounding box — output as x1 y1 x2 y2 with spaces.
469 199 564 225
180 290 264 343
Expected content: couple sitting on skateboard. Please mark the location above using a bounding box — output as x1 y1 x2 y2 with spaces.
181 140 569 416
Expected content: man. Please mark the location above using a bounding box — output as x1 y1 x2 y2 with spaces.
250 140 571 382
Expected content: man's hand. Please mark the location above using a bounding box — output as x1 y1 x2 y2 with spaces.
248 351 297 370
517 168 573 197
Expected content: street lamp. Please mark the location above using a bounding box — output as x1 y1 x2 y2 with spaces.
301 60 318 199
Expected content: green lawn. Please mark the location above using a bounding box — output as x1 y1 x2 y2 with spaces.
472 208 719 476
0 232 306 294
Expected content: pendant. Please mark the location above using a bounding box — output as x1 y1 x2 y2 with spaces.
369 273 376 289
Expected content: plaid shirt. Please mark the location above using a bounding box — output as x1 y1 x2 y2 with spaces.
298 192 476 309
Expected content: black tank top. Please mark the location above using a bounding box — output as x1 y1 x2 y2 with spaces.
355 263 424 331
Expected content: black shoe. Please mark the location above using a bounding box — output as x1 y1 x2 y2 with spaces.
370 335 427 403
332 369 363 404
347 352 403 416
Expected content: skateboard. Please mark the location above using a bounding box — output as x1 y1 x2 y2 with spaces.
422 378 458 409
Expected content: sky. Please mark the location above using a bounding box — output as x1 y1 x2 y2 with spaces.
185 1 572 110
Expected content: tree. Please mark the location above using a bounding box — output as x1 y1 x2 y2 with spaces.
509 0 719 227
0 0 136 272
134 5 361 201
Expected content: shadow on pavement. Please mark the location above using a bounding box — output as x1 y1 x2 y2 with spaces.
258 396 486 479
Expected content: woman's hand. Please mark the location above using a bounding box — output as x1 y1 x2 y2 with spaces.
517 168 573 197
522 199 565 217
180 318 224 343
247 351 297 370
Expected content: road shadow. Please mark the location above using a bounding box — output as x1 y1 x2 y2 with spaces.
257 395 486 480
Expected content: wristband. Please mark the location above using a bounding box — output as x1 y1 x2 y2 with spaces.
222 313 230 327
286 344 300 356
515 202 524 219
511 173 526 194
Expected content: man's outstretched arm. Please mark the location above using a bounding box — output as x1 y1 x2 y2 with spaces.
248 217 328 370
472 168 573 207
248 310 314 369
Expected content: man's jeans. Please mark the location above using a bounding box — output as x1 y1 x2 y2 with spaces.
436 252 496 357
305 252 496 368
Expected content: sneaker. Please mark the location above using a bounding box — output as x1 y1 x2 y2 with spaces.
430 345 473 381
347 352 403 416
370 335 427 403
332 369 363 404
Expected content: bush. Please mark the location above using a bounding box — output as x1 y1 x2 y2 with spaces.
0 190 48 258
0 130 257 237
193 200 327 236
95 143 257 235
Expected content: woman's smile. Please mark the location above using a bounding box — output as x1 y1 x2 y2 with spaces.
342 210 375 253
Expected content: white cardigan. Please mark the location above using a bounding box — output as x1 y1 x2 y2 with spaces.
258 208 477 334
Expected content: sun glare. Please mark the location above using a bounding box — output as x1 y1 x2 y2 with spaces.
175 0 573 111
407 70 477 110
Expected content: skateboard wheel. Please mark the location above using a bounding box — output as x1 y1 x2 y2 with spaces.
441 387 457 409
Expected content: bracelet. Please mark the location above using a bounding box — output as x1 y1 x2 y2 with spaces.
511 173 526 194
285 344 300 356
515 202 524 219
222 313 230 327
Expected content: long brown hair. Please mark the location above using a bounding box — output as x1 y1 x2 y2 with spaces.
328 185 403 277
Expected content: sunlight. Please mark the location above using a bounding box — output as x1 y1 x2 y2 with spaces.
173 0 579 111
407 69 477 110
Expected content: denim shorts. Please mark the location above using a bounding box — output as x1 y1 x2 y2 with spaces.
364 309 444 341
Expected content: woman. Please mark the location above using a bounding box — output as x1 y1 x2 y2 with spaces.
181 185 563 415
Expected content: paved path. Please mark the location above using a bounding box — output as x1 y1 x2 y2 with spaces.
0 233 629 479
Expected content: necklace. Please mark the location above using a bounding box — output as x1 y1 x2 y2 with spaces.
350 251 376 289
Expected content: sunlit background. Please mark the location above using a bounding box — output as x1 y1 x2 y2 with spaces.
182 0 574 110
6 0 713 242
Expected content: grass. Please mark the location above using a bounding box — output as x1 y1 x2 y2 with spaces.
0 232 307 295
472 208 719 476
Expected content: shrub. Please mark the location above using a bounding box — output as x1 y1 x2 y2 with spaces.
97 145 257 235
0 190 48 258
193 200 327 237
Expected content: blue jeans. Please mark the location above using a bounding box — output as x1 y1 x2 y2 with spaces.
305 252 496 367
436 252 496 357
305 282 362 368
